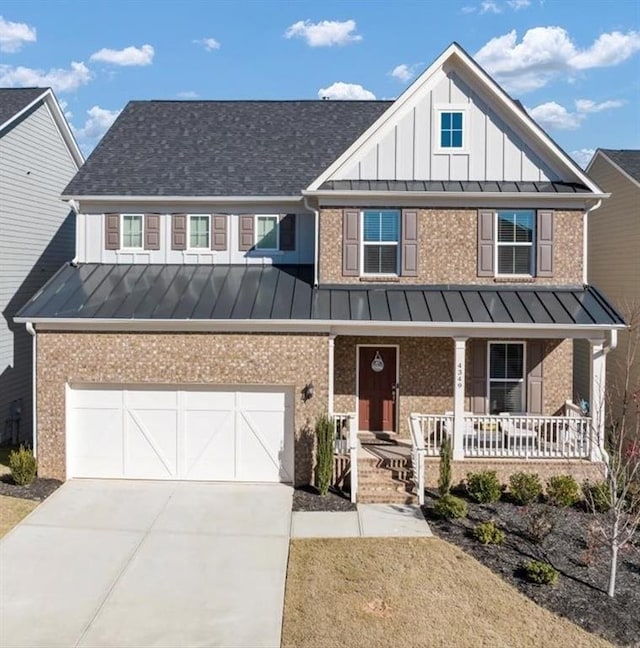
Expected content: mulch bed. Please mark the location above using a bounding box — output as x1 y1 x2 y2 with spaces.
292 485 357 512
0 474 62 501
424 492 640 647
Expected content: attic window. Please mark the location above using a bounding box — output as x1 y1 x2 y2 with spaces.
435 105 468 152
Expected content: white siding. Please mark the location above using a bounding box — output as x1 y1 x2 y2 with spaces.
0 101 78 443
78 212 315 265
330 70 560 183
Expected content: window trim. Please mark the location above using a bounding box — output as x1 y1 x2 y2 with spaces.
187 214 211 251
487 341 527 414
254 214 280 252
360 209 400 277
434 104 469 154
120 213 144 251
494 210 536 277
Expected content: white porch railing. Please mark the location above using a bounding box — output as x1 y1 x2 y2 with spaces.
331 412 358 503
408 414 453 456
408 415 427 505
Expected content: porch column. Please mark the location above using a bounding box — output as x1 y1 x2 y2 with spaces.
328 333 336 415
453 337 467 460
589 338 606 461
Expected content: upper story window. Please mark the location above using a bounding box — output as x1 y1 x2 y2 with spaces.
434 106 468 153
488 342 525 414
362 210 400 275
496 210 535 276
121 214 143 250
440 111 463 148
256 215 279 251
188 214 210 249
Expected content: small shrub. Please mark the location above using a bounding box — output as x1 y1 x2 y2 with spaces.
509 472 542 505
472 520 505 545
521 560 559 585
546 474 581 507
466 470 503 503
315 415 335 496
583 480 611 513
526 507 556 544
434 494 468 520
438 435 453 497
9 445 37 486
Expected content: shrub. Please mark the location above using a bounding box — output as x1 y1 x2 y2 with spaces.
521 560 559 585
509 472 542 505
546 474 581 507
315 415 335 496
583 480 611 513
466 470 503 503
472 520 505 545
438 435 453 497
9 445 37 486
434 494 468 520
526 507 556 544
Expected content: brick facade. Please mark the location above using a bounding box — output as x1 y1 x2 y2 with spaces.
36 331 328 485
318 208 583 286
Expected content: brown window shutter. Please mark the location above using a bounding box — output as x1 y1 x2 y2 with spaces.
342 210 360 276
279 214 296 251
105 213 120 250
211 214 227 251
477 210 495 277
536 210 554 277
144 214 161 250
401 209 418 276
172 214 187 250
470 340 487 414
527 341 544 414
238 215 254 251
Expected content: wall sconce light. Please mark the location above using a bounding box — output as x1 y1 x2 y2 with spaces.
301 382 314 402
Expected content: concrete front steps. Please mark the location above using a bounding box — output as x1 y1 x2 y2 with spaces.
357 440 419 504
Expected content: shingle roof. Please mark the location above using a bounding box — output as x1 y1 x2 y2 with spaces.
17 263 625 328
600 149 640 184
63 100 392 197
319 180 591 193
0 87 46 128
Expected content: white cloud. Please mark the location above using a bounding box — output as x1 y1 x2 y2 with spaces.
90 44 154 66
529 101 582 130
284 19 362 47
58 99 73 120
480 1 501 13
317 82 375 100
507 0 531 9
575 98 624 113
194 37 220 51
570 148 596 169
461 5 476 13
390 63 421 82
475 27 640 93
0 16 36 53
0 61 92 93
73 105 120 140
177 91 199 99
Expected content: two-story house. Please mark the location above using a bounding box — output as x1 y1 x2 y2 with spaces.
16 44 624 502
0 87 82 445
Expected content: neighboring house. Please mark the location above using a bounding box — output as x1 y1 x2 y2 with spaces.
0 88 83 445
575 150 640 430
16 44 624 503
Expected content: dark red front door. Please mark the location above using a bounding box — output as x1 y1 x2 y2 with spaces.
358 347 397 432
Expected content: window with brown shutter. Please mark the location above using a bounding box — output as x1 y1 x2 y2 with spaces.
526 341 544 414
211 214 227 251
477 210 495 277
238 215 254 251
279 214 296 251
105 213 120 250
171 214 187 250
401 210 418 276
342 210 360 276
144 214 161 250
536 210 554 277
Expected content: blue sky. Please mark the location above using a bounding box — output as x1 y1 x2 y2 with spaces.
1 0 639 166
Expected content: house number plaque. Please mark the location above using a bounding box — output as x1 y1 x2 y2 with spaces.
371 351 385 373
456 361 463 389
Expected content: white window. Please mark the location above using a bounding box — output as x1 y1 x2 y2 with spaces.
188 215 210 249
255 215 279 251
434 105 468 152
121 214 143 249
496 210 535 276
488 342 526 414
361 210 400 275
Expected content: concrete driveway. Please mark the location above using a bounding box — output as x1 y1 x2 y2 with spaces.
0 480 292 648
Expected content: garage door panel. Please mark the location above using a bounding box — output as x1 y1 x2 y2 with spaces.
126 410 178 478
70 408 123 478
184 391 234 411
183 409 235 480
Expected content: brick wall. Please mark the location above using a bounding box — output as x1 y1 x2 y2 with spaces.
36 331 328 485
318 208 583 285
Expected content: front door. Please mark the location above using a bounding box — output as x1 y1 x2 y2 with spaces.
358 346 397 432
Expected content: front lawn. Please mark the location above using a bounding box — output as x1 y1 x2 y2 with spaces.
0 495 37 538
281 537 610 648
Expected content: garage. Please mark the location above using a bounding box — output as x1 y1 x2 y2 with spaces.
67 386 294 482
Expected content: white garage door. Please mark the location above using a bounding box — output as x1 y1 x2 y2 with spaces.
67 386 294 482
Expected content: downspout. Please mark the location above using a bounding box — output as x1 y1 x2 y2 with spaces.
303 196 320 287
26 322 37 458
68 199 80 265
583 199 602 285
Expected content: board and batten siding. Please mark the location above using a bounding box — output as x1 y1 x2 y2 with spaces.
330 69 559 183
0 101 78 443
